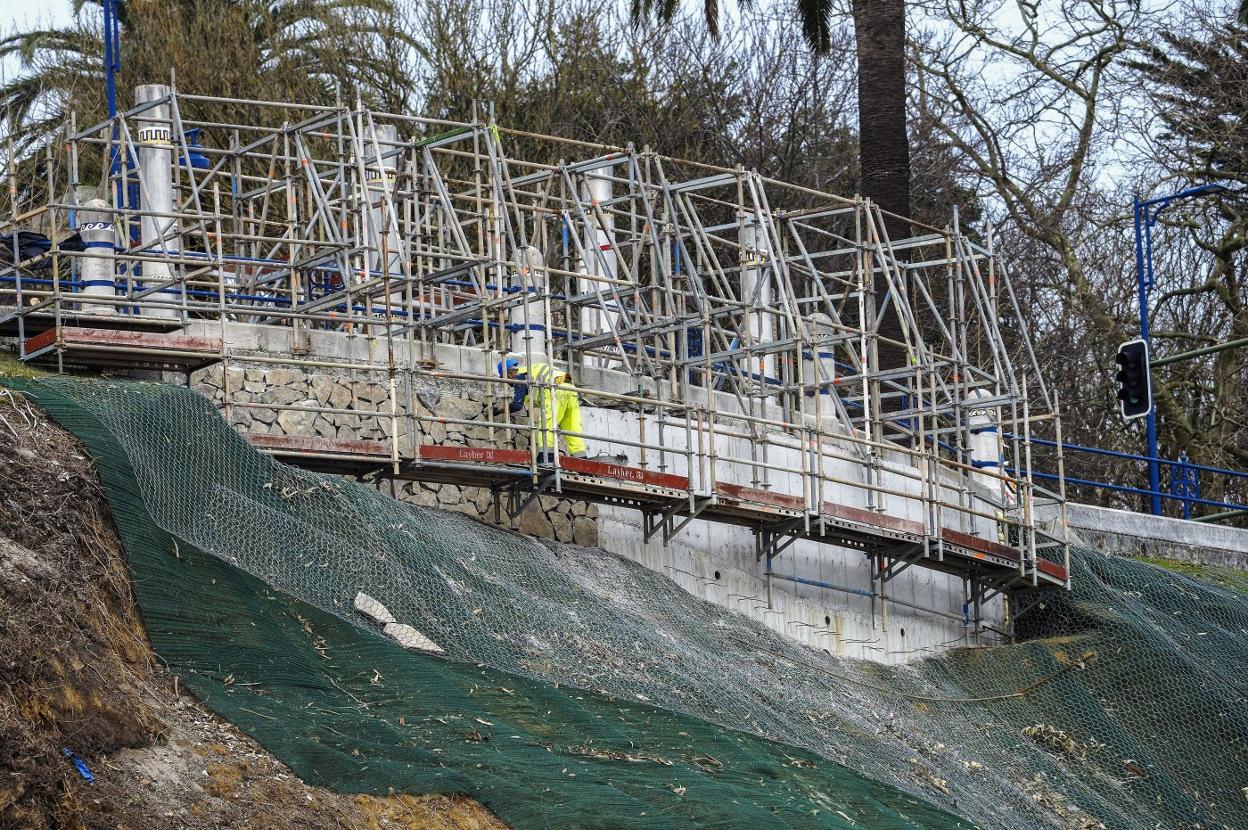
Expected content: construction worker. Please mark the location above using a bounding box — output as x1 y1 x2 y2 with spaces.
495 354 588 463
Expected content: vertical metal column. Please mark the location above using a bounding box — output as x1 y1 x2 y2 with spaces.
134 84 180 318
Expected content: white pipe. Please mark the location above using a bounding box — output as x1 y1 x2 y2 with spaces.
966 387 1005 534
77 197 116 314
363 123 402 289
511 244 547 361
135 84 180 319
741 212 775 381
579 171 618 366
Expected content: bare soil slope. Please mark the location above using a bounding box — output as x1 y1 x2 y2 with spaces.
0 388 505 830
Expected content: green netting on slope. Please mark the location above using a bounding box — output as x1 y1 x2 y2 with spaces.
9 374 1248 830
8 374 970 830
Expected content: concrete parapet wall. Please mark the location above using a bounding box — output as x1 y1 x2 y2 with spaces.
1054 503 1248 568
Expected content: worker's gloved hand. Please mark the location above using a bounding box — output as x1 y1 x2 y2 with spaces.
490 403 506 418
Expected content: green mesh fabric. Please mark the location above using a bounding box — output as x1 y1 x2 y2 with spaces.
8 375 969 830
8 373 1248 830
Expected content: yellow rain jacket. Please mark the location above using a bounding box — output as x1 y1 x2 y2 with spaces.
506 363 586 456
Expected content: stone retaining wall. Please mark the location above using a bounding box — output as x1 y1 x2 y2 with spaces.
190 361 599 548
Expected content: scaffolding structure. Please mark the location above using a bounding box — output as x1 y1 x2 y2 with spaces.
1 86 1070 633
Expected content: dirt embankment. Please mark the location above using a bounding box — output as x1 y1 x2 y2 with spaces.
0 387 505 830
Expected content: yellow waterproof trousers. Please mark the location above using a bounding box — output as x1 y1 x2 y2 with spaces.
530 382 586 456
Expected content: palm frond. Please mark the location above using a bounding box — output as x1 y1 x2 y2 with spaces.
0 29 93 66
629 0 681 28
796 0 834 54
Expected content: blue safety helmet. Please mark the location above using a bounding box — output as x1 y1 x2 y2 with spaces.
497 355 521 377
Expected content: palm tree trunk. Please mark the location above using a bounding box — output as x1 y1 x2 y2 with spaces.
853 0 913 382
852 0 912 239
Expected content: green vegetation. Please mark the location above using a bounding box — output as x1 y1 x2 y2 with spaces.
1139 556 1248 594
0 352 47 380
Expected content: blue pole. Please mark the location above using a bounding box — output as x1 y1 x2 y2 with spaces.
1130 182 1231 515
1132 195 1163 515
102 0 119 119
1179 454 1191 520
103 0 124 234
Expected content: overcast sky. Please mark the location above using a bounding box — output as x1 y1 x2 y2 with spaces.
3 0 75 80
4 0 74 32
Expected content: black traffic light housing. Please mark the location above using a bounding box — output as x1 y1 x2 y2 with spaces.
1115 339 1152 420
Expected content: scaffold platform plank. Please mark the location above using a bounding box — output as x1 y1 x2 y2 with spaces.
20 326 222 372
246 433 393 475
0 307 186 337
244 436 1068 590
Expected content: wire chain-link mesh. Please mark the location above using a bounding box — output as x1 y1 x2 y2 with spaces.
23 375 1248 830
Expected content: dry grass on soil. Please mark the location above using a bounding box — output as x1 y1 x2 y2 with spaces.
0 387 506 830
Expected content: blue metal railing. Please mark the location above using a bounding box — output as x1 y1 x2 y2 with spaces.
1006 433 1248 520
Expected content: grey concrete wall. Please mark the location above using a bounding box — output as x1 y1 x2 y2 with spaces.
571 403 1004 662
1050 502 1248 568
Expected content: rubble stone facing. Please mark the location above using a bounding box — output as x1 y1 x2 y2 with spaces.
192 362 598 547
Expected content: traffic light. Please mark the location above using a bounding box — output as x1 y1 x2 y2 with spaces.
1115 339 1152 420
